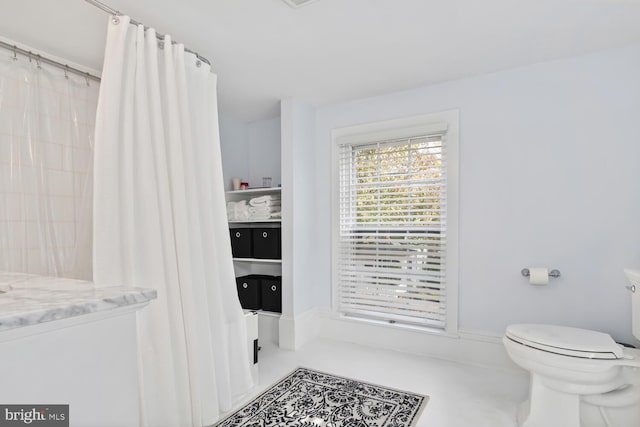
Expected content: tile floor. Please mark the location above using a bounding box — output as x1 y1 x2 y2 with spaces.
235 337 529 427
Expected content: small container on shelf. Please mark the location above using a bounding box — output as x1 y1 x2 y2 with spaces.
232 178 242 191
252 228 280 259
236 275 262 310
261 276 282 313
230 228 252 258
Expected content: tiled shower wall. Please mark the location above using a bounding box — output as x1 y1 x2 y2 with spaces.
0 58 99 279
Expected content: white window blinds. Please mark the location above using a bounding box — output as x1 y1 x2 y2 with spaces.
337 133 447 328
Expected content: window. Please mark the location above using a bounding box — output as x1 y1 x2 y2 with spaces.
332 112 458 331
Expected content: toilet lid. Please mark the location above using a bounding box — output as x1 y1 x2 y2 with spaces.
505 324 624 360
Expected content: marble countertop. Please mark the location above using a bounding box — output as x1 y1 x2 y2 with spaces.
0 272 157 332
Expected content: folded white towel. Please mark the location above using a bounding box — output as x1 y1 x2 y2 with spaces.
248 204 281 220
252 199 281 207
230 210 250 221
227 198 281 220
227 200 248 210
227 201 250 221
249 195 281 207
249 206 279 214
248 212 271 220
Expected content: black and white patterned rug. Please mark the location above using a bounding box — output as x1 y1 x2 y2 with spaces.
217 367 428 427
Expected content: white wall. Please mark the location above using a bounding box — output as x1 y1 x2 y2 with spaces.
309 44 640 343
219 115 281 191
279 99 318 349
247 117 281 188
280 99 317 316
219 115 249 190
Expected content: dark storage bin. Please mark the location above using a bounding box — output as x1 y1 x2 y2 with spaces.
252 228 280 259
230 228 252 258
236 275 261 310
261 276 282 313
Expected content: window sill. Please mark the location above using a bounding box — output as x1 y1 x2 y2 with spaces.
328 311 460 339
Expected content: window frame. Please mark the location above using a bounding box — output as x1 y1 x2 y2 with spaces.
331 110 459 334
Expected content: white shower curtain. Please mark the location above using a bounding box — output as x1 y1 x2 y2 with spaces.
93 16 253 427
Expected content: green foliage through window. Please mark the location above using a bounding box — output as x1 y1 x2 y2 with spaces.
337 134 448 328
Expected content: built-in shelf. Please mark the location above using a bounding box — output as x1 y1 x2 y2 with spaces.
225 187 281 196
228 219 281 224
244 309 281 318
251 310 281 318
227 187 283 327
233 258 282 264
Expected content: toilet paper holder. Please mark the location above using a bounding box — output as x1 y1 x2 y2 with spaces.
521 268 561 278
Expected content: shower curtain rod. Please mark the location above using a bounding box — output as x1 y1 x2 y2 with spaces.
84 0 212 66
0 40 101 82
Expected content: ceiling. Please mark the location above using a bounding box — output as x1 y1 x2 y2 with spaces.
1 0 640 122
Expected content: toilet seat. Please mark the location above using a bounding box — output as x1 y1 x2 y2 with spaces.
505 324 624 360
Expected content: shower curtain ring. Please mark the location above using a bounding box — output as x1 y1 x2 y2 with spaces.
36 54 42 69
111 15 120 25
85 73 90 87
11 45 17 61
64 65 69 79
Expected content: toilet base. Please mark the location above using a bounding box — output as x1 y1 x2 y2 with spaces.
517 380 640 427
503 325 640 427
519 374 580 427
519 399 631 427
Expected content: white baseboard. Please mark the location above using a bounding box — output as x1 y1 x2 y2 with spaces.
275 307 519 371
278 315 295 350
278 307 321 350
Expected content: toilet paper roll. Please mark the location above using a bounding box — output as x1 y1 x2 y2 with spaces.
529 268 549 285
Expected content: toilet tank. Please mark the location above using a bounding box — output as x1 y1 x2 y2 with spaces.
624 269 640 341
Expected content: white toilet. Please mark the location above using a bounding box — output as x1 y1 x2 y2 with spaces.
503 269 640 427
